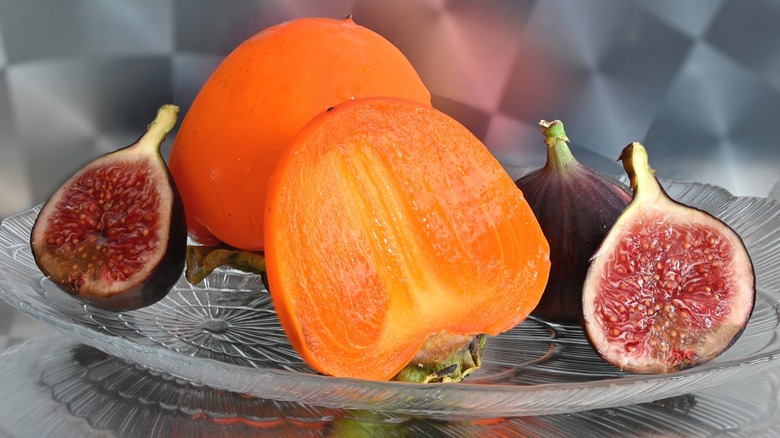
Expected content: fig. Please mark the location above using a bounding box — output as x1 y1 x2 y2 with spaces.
30 104 186 312
582 142 755 373
515 120 631 324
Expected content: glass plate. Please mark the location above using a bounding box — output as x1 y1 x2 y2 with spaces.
2 333 780 437
1 177 780 418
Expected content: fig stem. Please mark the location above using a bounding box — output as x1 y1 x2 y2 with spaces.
539 119 578 173
618 142 661 202
137 104 180 155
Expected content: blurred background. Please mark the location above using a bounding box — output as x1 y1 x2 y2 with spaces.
1 0 779 221
1 2 780 434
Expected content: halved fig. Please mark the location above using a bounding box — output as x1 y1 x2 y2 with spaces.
582 142 755 373
30 104 186 312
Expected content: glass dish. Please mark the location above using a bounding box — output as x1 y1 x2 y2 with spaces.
2 333 780 437
1 177 780 418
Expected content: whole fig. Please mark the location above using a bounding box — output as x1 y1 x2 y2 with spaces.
515 120 631 324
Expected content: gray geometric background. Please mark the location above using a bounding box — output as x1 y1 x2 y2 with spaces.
1 0 779 348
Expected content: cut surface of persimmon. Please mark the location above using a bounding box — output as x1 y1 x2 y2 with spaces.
168 16 431 251
264 97 551 381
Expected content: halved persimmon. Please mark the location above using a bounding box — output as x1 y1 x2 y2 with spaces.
264 97 550 381
168 16 431 250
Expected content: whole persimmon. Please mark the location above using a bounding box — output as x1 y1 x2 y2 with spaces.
168 16 431 250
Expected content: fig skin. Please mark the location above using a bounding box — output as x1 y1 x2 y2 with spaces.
30 105 187 312
582 142 755 374
515 120 631 324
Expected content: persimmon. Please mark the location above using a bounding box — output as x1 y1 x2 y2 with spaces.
168 16 431 250
264 97 551 381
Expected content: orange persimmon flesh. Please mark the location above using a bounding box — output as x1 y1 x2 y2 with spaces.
168 16 431 250
265 97 551 381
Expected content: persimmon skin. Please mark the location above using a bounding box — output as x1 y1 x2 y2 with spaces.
265 97 551 381
168 16 431 250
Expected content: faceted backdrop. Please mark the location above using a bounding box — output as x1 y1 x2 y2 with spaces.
1 0 779 220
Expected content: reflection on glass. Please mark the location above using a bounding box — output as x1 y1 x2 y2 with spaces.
0 334 779 437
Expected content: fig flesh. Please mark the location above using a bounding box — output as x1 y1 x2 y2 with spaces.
30 104 186 312
515 120 631 324
582 142 755 373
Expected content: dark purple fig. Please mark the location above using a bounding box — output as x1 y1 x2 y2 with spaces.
30 104 186 312
582 142 755 373
515 120 631 324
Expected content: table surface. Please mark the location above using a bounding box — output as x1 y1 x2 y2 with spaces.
2 1 780 436
0 302 52 351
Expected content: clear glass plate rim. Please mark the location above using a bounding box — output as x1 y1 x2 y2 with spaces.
5 285 779 417
18 292 779 390
2 175 780 416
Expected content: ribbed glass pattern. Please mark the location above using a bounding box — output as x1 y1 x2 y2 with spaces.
1 334 780 437
1 178 779 417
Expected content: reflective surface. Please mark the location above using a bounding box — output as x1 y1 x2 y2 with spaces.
2 177 780 417
1 0 779 220
2 0 780 434
1 333 780 437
